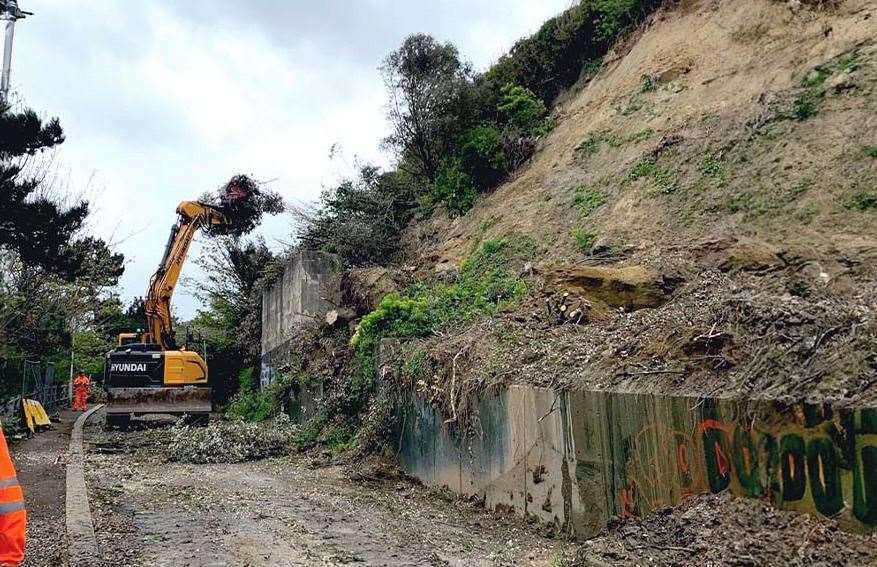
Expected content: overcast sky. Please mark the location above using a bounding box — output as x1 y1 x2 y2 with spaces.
10 0 570 318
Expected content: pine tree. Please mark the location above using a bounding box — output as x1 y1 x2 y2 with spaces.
0 103 123 281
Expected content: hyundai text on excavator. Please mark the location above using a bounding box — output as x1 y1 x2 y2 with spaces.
103 192 241 427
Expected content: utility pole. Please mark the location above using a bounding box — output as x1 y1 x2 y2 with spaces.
0 0 31 106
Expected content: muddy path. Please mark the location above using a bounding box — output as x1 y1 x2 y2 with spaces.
83 422 565 566
12 410 76 567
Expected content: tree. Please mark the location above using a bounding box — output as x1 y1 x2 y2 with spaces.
97 295 147 341
0 102 125 393
294 166 418 266
0 104 123 281
190 236 280 403
381 34 474 182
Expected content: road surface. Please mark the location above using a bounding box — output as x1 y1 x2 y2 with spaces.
83 419 565 566
13 410 75 567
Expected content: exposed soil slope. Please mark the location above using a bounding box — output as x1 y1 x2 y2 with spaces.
409 0 876 267
398 0 877 404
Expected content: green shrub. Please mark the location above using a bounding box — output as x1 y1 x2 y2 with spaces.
292 410 328 449
576 129 653 157
431 158 478 216
793 90 823 120
639 73 657 93
793 67 829 120
296 166 419 266
460 124 507 188
380 239 524 332
355 295 432 347
863 146 877 159
628 157 678 194
430 238 529 326
346 238 530 416
499 83 548 133
224 371 302 422
477 0 661 106
572 228 597 252
576 133 608 156
594 0 647 41
237 366 256 392
698 154 727 185
627 128 655 143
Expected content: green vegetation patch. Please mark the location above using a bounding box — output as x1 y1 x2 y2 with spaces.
628 156 678 194
431 158 478 217
347 238 531 412
499 83 552 135
571 227 598 253
572 185 607 217
576 128 655 157
846 191 877 211
790 49 863 121
697 153 728 187
226 370 312 423
793 86 825 120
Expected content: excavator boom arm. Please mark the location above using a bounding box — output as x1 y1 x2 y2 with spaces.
143 201 229 349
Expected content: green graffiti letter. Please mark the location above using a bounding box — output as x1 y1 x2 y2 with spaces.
807 438 842 516
780 434 806 502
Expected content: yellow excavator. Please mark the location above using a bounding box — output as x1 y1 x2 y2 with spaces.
103 200 233 427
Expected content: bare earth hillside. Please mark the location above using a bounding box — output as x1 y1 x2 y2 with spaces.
399 0 877 404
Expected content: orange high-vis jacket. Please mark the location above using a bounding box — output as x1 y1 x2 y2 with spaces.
0 425 25 566
73 374 90 388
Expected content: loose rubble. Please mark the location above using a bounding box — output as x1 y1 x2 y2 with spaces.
575 492 877 567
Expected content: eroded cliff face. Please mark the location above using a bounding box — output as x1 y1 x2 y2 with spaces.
405 0 877 274
387 0 876 404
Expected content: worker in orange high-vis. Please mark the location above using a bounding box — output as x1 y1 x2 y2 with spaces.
0 422 25 566
72 371 90 412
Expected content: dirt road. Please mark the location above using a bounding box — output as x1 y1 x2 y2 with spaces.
84 421 565 566
13 411 75 567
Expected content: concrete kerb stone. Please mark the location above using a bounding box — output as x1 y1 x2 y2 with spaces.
65 404 103 565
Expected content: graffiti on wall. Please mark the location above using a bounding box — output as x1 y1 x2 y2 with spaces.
605 400 877 530
394 385 877 538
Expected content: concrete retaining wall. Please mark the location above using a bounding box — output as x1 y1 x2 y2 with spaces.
395 385 877 536
260 251 341 385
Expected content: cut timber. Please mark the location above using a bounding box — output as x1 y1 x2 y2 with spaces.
543 265 678 311
325 307 356 327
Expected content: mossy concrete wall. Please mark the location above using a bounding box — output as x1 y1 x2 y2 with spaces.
260 250 341 385
395 385 877 537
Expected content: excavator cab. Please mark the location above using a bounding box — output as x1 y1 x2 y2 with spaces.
117 333 140 347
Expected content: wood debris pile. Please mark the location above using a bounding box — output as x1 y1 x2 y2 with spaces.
544 292 591 325
201 175 284 237
150 417 297 464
